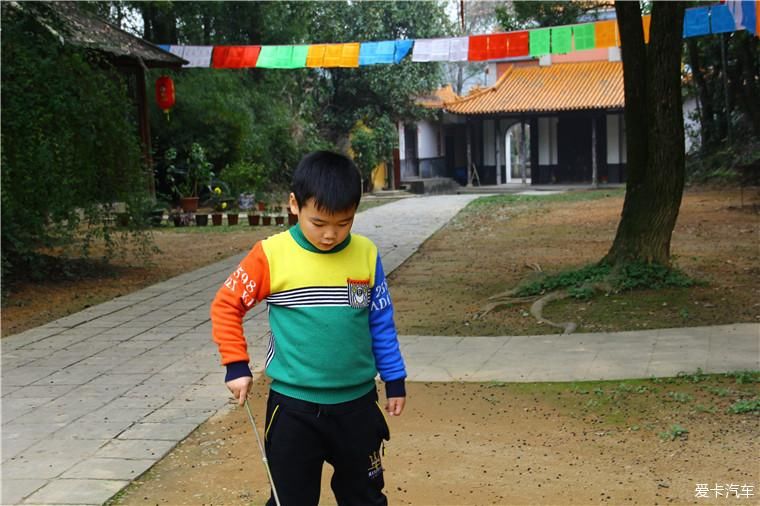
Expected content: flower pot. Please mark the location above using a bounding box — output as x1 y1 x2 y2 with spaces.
262 216 272 226
257 201 266 212
212 213 223 226
227 213 239 226
247 214 260 226
287 212 298 226
195 214 208 226
180 196 199 212
172 215 186 227
275 216 285 226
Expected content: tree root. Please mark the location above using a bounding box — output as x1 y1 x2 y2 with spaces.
529 290 577 335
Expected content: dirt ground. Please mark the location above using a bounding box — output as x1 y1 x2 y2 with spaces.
3 188 759 505
110 375 758 506
389 188 760 336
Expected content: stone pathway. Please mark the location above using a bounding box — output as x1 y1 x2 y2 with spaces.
2 194 758 505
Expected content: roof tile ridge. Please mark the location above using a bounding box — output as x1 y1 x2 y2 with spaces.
449 65 515 106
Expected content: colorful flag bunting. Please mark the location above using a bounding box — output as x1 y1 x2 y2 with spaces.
394 40 413 63
506 31 529 57
468 34 489 61
411 38 447 61
412 37 469 61
448 37 469 61
306 45 327 67
683 7 710 37
573 24 595 51
321 43 360 67
256 45 308 68
487 33 509 59
168 8 753 70
529 28 551 57
727 0 757 34
551 26 572 54
360 41 396 65
594 20 618 47
211 46 261 68
711 4 737 33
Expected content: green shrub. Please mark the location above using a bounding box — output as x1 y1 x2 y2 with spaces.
1 3 151 284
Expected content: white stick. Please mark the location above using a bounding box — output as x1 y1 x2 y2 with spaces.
244 399 282 506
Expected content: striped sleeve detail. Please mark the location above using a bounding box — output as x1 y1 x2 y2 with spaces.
266 286 349 308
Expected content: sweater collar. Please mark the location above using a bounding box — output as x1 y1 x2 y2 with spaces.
289 223 351 254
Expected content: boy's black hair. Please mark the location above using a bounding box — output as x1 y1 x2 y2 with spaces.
291 151 362 213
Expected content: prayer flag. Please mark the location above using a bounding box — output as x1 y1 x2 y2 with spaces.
179 46 214 67
412 38 444 61
448 37 469 61
572 24 595 51
642 15 651 44
211 46 261 68
359 41 395 65
306 45 327 67
505 31 529 57
159 44 170 52
594 20 618 47
551 26 572 54
683 6 710 37
468 34 489 60
257 45 307 68
529 28 550 56
487 33 509 59
323 43 360 67
727 0 757 34
710 4 737 33
394 40 413 63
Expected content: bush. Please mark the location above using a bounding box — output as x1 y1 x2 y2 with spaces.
1 3 152 284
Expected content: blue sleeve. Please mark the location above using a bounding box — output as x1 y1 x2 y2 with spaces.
370 254 407 397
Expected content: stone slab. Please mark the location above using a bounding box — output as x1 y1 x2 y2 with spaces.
23 479 129 505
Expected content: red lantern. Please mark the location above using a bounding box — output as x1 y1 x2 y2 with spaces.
155 76 175 114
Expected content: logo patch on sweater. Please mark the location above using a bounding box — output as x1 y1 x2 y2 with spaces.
347 278 370 308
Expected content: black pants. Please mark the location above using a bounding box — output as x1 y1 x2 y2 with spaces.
264 388 390 506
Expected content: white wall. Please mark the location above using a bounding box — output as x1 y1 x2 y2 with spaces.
537 117 558 165
398 122 406 160
417 120 440 159
606 113 626 164
483 119 495 165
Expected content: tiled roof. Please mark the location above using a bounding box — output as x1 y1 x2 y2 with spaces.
416 85 460 109
25 2 187 68
445 60 624 115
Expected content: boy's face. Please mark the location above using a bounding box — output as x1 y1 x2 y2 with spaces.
289 194 356 251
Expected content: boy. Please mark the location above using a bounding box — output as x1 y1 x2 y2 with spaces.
211 150 407 506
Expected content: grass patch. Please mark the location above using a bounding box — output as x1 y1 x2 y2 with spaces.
467 188 625 210
488 370 759 437
515 261 700 300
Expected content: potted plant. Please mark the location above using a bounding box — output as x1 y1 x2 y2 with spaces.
195 211 209 226
209 183 232 226
170 208 192 227
166 143 215 212
247 208 260 226
227 204 239 226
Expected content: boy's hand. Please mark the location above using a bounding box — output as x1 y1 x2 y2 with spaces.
226 376 252 406
386 397 405 416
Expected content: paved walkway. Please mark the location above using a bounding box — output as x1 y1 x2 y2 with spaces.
2 195 758 505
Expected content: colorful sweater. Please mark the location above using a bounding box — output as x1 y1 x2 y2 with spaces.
211 224 407 404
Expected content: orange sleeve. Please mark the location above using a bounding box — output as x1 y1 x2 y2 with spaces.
210 241 271 365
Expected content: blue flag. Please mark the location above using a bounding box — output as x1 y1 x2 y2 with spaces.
711 4 738 34
683 6 710 38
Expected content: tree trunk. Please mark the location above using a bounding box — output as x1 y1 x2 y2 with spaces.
603 1 686 267
686 39 717 151
734 34 760 138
